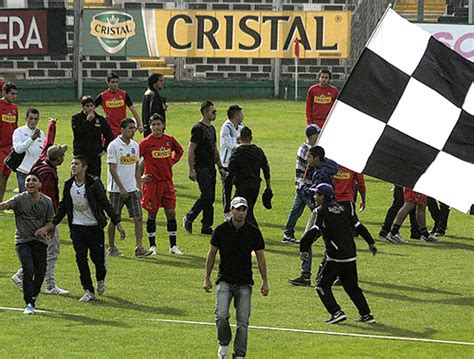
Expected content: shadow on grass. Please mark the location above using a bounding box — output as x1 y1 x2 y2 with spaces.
342 321 438 339
120 253 206 269
41 311 129 327
362 289 474 307
359 280 462 296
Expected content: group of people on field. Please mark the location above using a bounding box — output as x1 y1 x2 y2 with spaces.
0 68 452 358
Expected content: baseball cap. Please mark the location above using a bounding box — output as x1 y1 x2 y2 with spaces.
305 124 321 137
309 183 334 200
47 144 68 160
231 196 248 209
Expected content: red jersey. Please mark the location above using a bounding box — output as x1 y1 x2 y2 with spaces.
139 133 184 182
334 165 366 203
0 98 18 150
95 89 133 137
305 83 339 128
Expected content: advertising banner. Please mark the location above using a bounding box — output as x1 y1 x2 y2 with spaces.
0 8 66 56
84 9 351 58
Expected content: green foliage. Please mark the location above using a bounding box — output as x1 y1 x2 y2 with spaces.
0 100 473 358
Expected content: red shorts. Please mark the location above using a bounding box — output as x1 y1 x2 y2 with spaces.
0 147 12 176
403 188 427 204
141 180 176 212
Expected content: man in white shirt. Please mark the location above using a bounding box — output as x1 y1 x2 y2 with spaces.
12 108 44 192
106 118 152 257
219 105 244 218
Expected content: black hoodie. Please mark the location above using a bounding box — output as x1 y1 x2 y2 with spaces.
228 144 270 188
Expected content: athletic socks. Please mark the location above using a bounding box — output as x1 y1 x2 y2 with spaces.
390 224 401 236
146 219 156 247
167 219 177 248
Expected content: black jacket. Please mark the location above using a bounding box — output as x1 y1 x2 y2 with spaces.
142 89 167 135
228 144 270 188
71 111 113 158
53 174 120 229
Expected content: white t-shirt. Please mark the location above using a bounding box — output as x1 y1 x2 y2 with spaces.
71 181 98 226
12 125 45 174
106 137 139 193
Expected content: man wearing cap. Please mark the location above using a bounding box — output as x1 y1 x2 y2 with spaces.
11 118 69 295
299 183 377 324
203 196 269 359
282 124 320 244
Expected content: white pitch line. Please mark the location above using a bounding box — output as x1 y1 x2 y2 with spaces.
0 306 50 313
147 318 474 347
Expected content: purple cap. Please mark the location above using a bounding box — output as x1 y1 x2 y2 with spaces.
309 183 334 200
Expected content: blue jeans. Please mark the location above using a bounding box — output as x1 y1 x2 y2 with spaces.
16 171 27 193
186 167 216 229
215 282 252 358
16 241 47 305
284 190 313 237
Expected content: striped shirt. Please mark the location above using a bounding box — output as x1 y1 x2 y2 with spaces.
295 141 312 186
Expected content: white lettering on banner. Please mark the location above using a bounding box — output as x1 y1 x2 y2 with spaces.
0 15 44 50
9 16 24 49
25 17 43 49
0 16 7 50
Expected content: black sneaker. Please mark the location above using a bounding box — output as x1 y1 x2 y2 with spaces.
282 235 298 244
201 227 213 235
288 276 311 287
325 310 347 324
410 231 421 240
183 216 192 234
378 230 388 240
357 313 376 324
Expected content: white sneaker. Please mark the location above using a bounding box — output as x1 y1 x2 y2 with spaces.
97 280 106 295
24 303 35 315
421 234 441 243
169 245 184 255
218 345 229 359
393 233 408 244
11 273 23 292
45 286 69 295
79 290 95 302
149 245 157 255
386 233 407 244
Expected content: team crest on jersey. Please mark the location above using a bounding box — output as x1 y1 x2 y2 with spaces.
328 204 344 214
94 118 101 127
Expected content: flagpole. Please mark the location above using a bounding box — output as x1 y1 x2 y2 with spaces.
295 57 298 101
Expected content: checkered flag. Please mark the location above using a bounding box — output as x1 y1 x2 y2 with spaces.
318 8 474 214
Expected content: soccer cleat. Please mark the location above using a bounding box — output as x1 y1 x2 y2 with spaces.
169 245 184 255
107 246 122 257
23 303 35 315
288 276 311 287
357 313 376 324
149 245 157 255
135 246 153 257
183 216 192 234
45 286 69 295
325 310 347 324
11 273 23 292
79 290 95 302
201 227 213 235
421 234 441 244
97 280 106 295
282 234 299 244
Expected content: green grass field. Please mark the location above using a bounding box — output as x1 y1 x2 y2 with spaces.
0 100 473 358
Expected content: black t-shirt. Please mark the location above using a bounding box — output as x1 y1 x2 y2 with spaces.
211 220 265 285
190 121 216 168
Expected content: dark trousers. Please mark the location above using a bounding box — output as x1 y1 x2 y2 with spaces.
85 155 101 178
381 185 418 233
235 184 260 227
427 197 450 231
222 168 234 214
187 167 216 230
70 225 106 293
316 258 371 316
16 241 47 305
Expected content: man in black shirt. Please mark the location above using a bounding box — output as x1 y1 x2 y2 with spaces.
204 196 269 359
142 73 167 136
228 126 271 227
71 96 114 178
184 101 227 235
300 183 377 324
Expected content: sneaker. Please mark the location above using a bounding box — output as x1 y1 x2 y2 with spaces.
333 278 342 286
107 246 122 257
384 233 399 244
97 280 106 295
79 290 95 302
149 245 157 255
433 229 445 237
218 344 229 359
288 276 311 287
410 231 421 240
183 216 192 234
11 273 23 292
169 245 184 255
201 227 213 235
357 313 376 324
386 233 407 244
23 303 35 315
421 234 441 243
325 310 347 324
45 286 69 295
282 234 299 244
135 246 153 257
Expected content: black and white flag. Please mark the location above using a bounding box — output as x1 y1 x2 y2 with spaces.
318 8 474 214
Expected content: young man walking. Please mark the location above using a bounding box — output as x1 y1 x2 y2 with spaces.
107 118 152 257
95 72 143 137
306 69 339 128
203 197 269 359
299 183 377 324
0 173 53 314
53 155 125 302
184 101 227 235
142 73 167 136
140 114 184 255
